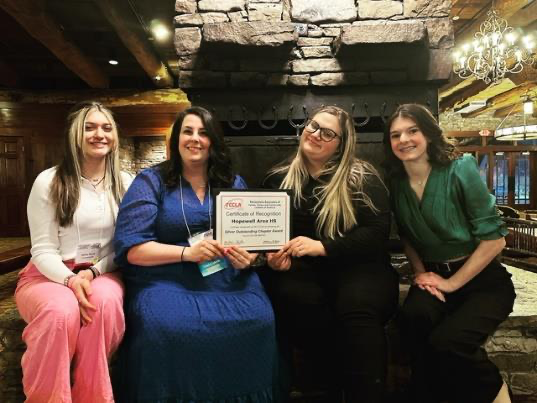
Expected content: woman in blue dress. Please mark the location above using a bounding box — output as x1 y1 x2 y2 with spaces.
113 106 278 402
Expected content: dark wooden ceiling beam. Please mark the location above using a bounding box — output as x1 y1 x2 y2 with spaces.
94 0 174 88
0 59 18 87
0 0 109 88
440 65 537 112
440 79 489 111
463 82 537 118
493 104 522 118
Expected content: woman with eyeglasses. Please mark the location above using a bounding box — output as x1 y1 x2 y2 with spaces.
262 106 399 403
384 104 515 403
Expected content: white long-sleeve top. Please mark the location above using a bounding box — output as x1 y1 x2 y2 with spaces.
27 166 132 284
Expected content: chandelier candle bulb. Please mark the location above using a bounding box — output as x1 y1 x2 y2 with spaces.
453 8 536 84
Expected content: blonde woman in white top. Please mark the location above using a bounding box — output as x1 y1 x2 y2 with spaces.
15 102 131 403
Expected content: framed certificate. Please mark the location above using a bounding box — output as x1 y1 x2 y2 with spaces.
215 189 291 251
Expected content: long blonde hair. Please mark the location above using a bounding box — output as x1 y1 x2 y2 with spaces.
271 106 384 239
50 101 126 227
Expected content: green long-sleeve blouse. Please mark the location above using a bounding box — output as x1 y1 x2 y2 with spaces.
390 154 508 262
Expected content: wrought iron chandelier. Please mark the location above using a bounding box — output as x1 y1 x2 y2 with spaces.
452 6 536 85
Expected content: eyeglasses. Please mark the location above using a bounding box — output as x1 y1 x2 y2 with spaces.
304 120 340 142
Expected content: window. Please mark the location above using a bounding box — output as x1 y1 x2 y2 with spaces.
493 153 508 205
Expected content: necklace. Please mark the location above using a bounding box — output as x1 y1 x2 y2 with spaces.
82 175 105 190
411 166 432 187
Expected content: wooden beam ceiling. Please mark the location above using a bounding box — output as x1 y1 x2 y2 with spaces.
455 0 529 45
441 0 537 116
0 0 109 88
94 0 174 88
463 82 537 118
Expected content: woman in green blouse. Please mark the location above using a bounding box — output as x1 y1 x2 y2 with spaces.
384 104 515 403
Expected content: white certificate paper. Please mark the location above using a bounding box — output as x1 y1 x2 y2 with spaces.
215 190 291 251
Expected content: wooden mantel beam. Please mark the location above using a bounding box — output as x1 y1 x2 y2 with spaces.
94 0 174 88
0 0 109 88
0 60 18 87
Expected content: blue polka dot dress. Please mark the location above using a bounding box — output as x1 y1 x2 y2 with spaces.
113 167 278 402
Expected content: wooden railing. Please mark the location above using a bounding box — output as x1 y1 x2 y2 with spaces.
503 218 537 258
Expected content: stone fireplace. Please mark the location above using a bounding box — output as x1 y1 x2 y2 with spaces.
174 0 453 185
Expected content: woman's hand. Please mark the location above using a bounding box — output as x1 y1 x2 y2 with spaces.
184 240 224 263
421 284 446 302
415 272 457 295
266 250 291 271
282 236 326 258
68 274 97 325
223 246 256 270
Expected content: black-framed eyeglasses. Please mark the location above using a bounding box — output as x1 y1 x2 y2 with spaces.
304 120 340 142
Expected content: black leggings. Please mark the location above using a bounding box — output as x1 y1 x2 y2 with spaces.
261 258 399 403
398 259 516 403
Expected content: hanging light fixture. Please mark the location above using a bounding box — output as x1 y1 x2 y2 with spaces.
452 2 536 85
495 92 537 141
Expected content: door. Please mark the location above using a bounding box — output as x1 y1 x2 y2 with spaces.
490 151 534 210
0 136 27 236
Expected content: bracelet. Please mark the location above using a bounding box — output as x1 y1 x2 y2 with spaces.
181 247 187 262
88 266 100 279
64 274 76 287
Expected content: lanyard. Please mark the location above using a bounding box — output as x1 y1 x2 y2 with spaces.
179 176 211 238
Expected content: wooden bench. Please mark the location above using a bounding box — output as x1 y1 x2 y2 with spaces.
0 246 30 275
0 247 30 402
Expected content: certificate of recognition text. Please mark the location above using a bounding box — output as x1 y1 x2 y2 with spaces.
215 190 291 251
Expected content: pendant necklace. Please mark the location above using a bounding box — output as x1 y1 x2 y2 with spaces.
82 175 105 190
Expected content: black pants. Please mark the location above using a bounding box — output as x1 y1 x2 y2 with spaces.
260 257 399 403
398 259 516 403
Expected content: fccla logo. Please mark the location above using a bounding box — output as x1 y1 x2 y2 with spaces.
224 198 243 209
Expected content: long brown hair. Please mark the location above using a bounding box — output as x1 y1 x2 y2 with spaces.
157 106 234 188
50 101 126 226
383 103 460 176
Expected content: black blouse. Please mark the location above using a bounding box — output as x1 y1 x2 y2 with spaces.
263 171 391 264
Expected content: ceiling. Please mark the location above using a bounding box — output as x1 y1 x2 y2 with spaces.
0 0 177 90
441 0 537 119
0 0 536 121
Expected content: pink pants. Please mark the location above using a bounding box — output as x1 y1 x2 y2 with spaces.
15 263 125 403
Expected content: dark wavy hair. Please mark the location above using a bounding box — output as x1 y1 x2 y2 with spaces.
383 103 460 176
157 106 234 188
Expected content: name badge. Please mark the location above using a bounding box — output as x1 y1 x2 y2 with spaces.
75 242 101 269
188 229 228 277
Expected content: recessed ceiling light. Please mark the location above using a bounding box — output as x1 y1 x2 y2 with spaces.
109 59 119 65
152 24 170 41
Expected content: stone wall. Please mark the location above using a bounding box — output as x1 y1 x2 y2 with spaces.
174 0 453 88
119 137 167 176
133 137 167 172
119 137 136 175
